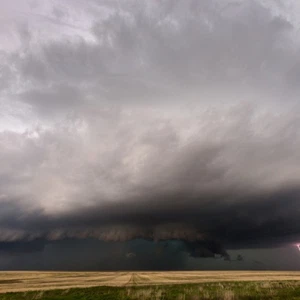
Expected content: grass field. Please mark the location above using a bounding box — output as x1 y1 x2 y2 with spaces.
1 271 300 299
1 281 300 299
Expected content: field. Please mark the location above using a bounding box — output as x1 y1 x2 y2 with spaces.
1 271 300 299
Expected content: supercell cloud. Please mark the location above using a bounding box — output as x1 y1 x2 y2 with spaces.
1 0 300 268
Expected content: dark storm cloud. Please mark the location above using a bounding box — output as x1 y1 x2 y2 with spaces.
1 0 300 267
0 239 189 270
1 104 300 252
0 240 45 253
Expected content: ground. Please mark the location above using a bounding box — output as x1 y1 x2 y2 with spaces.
1 271 300 299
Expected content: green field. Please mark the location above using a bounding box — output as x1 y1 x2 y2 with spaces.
1 281 300 300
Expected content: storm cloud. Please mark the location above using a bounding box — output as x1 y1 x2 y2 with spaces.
1 0 300 268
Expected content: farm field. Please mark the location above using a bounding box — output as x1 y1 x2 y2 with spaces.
0 271 300 299
1 280 300 300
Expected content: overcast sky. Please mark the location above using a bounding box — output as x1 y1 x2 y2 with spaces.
1 0 300 270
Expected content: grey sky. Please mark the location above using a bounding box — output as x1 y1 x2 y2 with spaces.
1 0 300 269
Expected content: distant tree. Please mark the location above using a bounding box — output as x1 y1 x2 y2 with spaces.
126 252 136 259
237 254 243 261
223 254 231 261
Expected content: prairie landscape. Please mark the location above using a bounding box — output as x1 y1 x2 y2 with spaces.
1 271 300 299
2 0 300 299
0 271 300 300
1 271 300 293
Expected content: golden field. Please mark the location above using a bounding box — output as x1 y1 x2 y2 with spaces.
1 271 300 293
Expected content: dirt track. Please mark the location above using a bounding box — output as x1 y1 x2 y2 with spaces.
1 271 300 293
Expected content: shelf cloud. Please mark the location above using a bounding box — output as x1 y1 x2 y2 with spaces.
1 0 300 268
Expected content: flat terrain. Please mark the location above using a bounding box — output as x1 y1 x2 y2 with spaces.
1 271 300 293
1 280 300 299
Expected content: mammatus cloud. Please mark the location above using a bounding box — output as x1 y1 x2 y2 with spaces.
1 0 300 266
